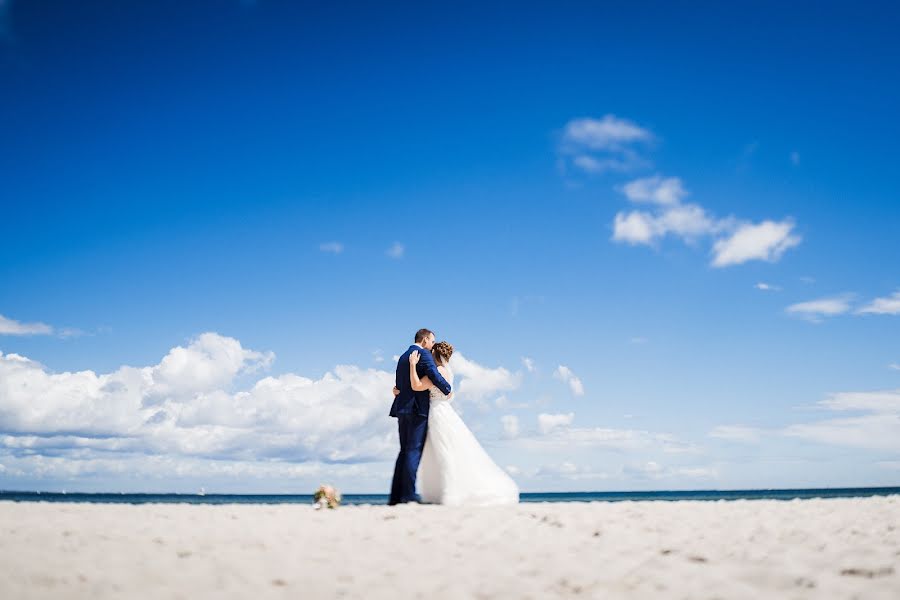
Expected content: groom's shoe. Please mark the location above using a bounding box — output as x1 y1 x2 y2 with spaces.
394 496 421 505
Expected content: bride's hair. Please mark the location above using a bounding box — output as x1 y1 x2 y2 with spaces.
431 341 454 366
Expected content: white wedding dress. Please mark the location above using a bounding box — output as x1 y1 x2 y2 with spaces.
418 366 519 505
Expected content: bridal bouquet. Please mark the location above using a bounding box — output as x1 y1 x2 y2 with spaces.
313 484 341 510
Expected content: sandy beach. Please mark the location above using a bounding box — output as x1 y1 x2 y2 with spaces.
1 496 898 599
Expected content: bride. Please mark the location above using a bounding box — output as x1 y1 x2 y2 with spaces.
407 341 519 506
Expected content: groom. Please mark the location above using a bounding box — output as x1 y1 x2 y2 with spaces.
388 328 452 505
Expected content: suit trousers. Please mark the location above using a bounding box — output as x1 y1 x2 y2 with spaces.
388 414 428 505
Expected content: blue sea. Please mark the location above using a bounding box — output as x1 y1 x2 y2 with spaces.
1 487 898 505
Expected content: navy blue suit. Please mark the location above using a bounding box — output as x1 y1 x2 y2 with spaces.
388 344 452 505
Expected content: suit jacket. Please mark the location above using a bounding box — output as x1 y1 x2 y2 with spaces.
389 344 452 418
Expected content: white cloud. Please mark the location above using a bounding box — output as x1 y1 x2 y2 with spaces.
559 115 654 175
857 290 900 315
785 295 853 322
449 352 522 401
612 203 723 246
0 334 397 470
385 242 405 259
537 412 574 435
709 425 763 443
145 333 273 403
611 175 801 268
784 414 900 452
755 282 780 291
890 364 900 371
522 418 695 455
0 314 54 336
500 415 520 439
319 242 344 254
612 210 656 245
619 175 687 206
561 115 653 151
817 389 900 413
711 219 801 267
553 365 584 396
656 203 723 239
521 357 535 373
783 389 900 452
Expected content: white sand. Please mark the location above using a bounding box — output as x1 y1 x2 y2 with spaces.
1 496 898 599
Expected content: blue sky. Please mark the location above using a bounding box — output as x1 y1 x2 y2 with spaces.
1 0 899 493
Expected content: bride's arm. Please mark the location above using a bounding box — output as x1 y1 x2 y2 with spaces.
408 351 433 392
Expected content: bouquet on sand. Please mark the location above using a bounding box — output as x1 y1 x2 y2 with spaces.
313 485 341 510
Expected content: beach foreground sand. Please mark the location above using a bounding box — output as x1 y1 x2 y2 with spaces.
1 496 898 599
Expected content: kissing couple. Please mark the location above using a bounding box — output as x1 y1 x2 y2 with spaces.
388 328 519 506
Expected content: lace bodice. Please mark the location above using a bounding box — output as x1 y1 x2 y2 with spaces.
429 365 454 403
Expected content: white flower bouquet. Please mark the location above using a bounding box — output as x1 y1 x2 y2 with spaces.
313 484 341 509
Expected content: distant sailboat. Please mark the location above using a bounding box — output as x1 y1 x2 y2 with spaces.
198 487 206 496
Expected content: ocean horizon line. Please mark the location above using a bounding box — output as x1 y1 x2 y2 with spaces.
2 486 898 505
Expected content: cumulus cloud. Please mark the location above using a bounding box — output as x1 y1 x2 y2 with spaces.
521 357 535 373
450 352 522 401
0 336 537 487
612 210 655 244
319 242 344 254
0 334 397 470
610 175 800 267
559 115 654 175
612 176 724 246
857 290 900 315
785 295 854 322
619 175 687 206
553 365 584 396
145 333 274 403
0 314 54 336
711 220 801 267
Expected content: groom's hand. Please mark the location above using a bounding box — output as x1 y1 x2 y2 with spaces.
392 386 400 397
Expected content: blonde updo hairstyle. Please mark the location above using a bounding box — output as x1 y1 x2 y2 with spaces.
431 341 454 366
